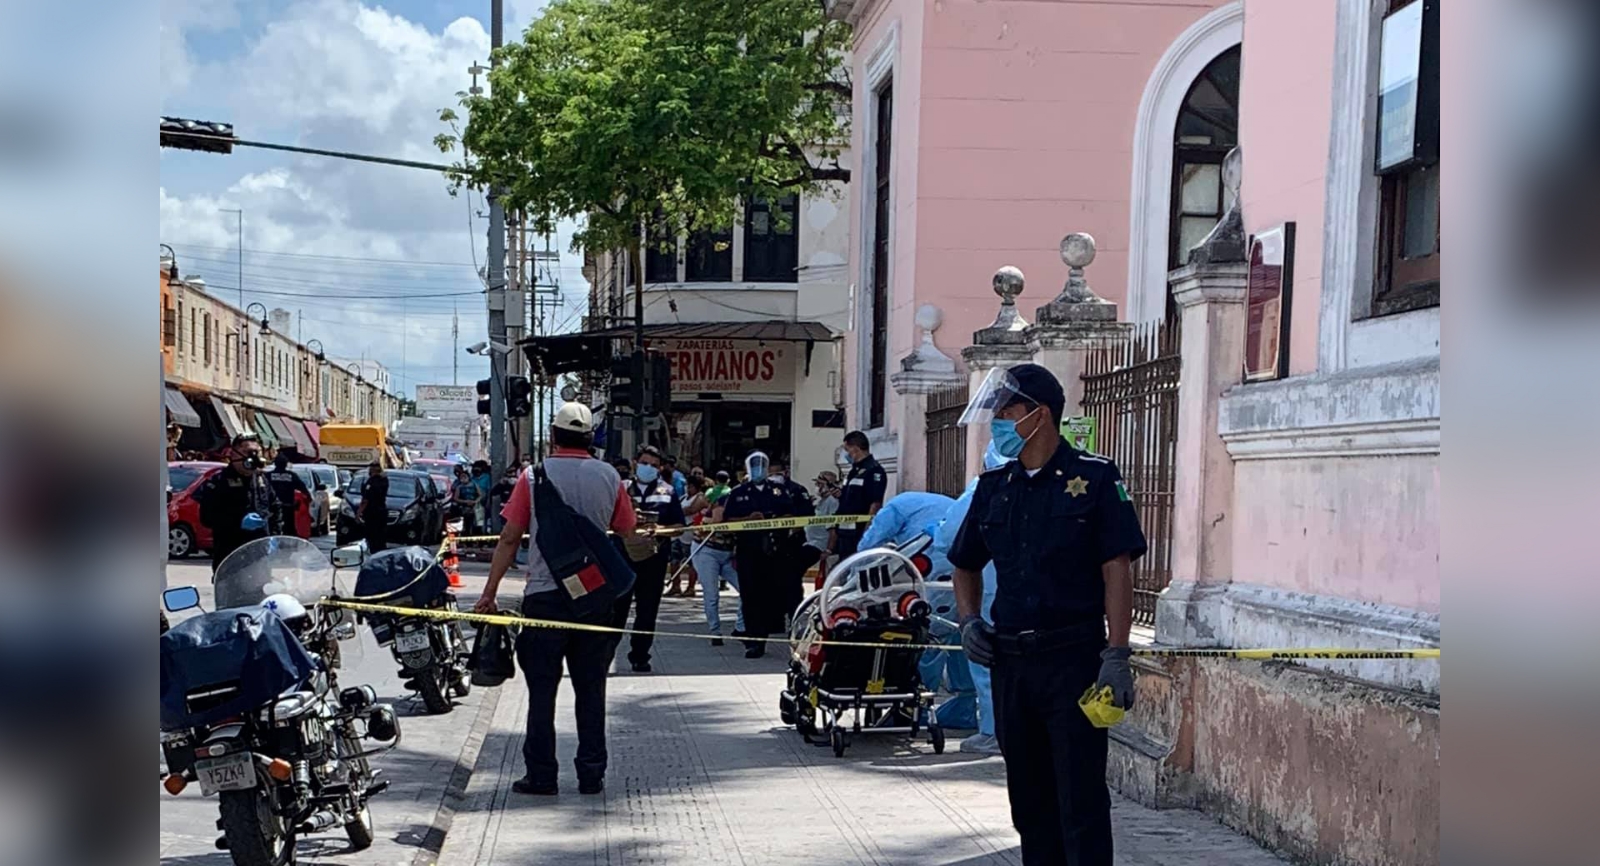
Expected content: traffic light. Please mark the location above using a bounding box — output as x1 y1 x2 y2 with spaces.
643 353 672 414
506 375 532 417
475 378 493 415
608 351 643 410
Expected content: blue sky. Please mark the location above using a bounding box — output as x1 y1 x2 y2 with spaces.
159 0 585 396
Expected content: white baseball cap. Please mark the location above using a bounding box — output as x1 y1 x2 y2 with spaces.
552 401 594 433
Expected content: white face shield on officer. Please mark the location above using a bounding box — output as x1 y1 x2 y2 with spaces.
745 450 770 483
958 367 1047 459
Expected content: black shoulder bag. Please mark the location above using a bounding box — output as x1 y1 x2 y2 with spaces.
531 466 637 621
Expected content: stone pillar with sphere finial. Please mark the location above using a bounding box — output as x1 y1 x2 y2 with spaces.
1030 232 1133 414
960 266 1040 477
890 303 965 491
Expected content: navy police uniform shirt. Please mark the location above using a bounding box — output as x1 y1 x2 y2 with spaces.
627 478 686 552
836 454 887 529
721 478 808 523
947 438 1148 632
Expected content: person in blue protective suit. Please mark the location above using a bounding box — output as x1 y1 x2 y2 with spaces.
932 441 1009 755
858 491 957 553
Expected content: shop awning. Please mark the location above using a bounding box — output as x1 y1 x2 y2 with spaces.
263 414 294 448
283 417 317 455
209 396 245 439
523 320 837 374
163 387 202 428
247 409 279 449
303 420 322 455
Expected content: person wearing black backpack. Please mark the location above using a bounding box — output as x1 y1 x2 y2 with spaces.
473 403 637 797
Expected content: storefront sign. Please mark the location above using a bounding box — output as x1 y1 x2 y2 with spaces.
657 339 792 395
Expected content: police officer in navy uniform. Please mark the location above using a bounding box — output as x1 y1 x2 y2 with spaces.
265 452 310 536
619 445 686 673
832 430 886 559
947 363 1147 866
197 432 273 574
765 457 818 617
720 450 811 658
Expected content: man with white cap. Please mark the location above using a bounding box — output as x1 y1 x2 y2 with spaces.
474 402 637 797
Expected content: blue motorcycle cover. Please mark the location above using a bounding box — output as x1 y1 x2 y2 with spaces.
353 546 451 606
159 608 318 731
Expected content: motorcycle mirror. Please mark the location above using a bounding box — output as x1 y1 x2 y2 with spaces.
162 586 201 613
330 543 366 569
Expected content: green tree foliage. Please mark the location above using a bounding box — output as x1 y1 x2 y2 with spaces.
435 0 851 253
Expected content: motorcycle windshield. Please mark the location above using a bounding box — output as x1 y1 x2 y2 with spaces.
214 535 341 610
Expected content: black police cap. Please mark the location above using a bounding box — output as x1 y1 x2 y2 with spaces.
1003 363 1066 423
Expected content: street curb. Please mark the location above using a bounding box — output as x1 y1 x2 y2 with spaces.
408 680 502 866
430 677 525 866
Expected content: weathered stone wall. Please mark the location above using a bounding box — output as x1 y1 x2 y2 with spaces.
1190 659 1439 866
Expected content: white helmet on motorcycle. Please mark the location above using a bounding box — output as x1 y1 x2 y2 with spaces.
259 593 308 623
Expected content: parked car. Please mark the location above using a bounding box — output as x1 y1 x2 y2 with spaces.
166 461 313 558
336 469 445 548
288 464 331 535
311 463 341 532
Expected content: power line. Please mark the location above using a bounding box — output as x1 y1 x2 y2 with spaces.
168 242 482 269
190 282 485 301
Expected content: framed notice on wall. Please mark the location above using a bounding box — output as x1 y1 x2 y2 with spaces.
1243 223 1295 382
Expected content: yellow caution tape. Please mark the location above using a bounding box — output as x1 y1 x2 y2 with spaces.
449 513 875 545
320 598 1439 659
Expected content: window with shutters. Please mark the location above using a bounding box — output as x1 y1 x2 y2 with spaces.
203 313 212 364
743 193 800 283
1371 0 1440 316
163 304 177 347
868 80 893 430
685 220 733 281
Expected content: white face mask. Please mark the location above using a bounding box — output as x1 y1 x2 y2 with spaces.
769 473 785 484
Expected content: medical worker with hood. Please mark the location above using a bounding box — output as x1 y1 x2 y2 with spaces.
931 441 1009 755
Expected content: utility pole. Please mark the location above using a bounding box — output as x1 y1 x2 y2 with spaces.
485 0 510 502
452 303 459 385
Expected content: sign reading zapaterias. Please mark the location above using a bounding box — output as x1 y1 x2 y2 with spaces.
657 339 791 395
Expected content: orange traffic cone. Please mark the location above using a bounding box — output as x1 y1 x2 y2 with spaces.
443 529 462 587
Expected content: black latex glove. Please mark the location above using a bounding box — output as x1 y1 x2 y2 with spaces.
960 616 996 668
1096 646 1136 709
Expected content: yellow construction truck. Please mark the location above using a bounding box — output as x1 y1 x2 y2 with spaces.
318 423 402 470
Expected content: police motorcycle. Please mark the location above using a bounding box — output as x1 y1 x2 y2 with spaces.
331 541 472 715
160 536 399 866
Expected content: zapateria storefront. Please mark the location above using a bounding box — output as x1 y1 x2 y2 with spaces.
526 321 843 483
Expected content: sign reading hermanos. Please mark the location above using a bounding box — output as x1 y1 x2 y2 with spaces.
657 339 791 395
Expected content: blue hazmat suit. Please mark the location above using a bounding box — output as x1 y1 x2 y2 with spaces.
858 491 971 726
929 444 1009 737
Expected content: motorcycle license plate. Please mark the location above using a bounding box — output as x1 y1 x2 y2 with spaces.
394 631 430 654
195 752 256 796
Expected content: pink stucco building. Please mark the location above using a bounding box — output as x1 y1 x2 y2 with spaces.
831 1 1440 864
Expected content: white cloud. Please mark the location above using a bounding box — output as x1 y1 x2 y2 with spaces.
161 0 239 97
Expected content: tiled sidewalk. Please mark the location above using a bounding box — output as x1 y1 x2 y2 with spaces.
436 591 1291 866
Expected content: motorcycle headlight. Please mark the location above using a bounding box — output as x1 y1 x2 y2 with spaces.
339 684 377 711
340 501 356 518
400 505 419 522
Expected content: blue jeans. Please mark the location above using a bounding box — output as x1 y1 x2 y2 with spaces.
691 546 742 635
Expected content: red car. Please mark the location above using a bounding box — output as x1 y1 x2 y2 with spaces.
167 461 311 558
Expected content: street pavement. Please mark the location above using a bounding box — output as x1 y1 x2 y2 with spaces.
161 541 1290 866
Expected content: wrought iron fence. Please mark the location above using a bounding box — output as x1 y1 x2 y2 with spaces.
925 382 969 498
1080 319 1181 626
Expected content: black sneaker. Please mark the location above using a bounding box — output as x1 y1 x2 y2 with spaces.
744 646 765 659
730 629 748 639
512 777 558 796
578 778 604 796
710 638 724 647
630 660 652 673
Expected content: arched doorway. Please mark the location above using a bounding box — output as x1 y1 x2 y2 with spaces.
1166 45 1241 322
1125 2 1244 324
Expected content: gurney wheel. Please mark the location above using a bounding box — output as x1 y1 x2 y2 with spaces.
831 727 848 758
929 724 946 755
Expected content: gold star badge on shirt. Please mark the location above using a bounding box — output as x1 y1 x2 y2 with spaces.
1065 476 1089 497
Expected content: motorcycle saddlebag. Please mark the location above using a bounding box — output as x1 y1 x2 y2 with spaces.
159 608 318 732
353 545 451 607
